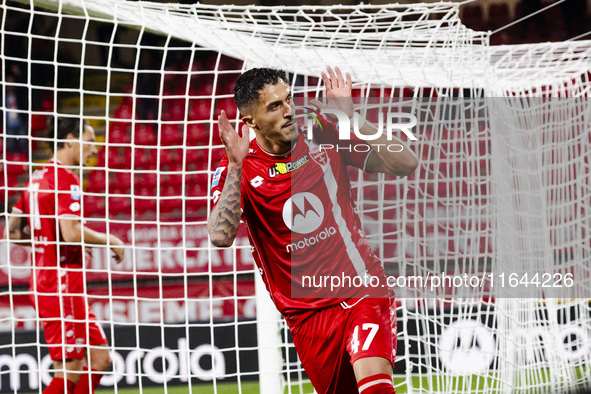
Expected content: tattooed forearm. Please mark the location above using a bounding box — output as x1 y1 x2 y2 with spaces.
208 167 243 247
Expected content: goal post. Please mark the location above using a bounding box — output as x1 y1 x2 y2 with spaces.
1 0 590 393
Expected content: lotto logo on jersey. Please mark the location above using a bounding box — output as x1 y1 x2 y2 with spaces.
269 155 309 178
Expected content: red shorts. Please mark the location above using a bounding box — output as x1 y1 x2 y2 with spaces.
289 296 397 394
30 271 108 361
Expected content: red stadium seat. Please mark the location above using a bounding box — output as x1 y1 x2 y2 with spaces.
134 187 157 216
87 170 107 192
30 96 54 136
109 171 131 194
106 146 132 170
83 195 106 218
187 123 208 145
216 73 239 95
186 173 208 197
163 98 187 121
113 102 134 120
134 147 149 169
159 148 182 167
160 184 179 197
210 124 223 146
218 55 242 71
134 123 157 146
134 148 158 171
133 173 146 191
96 148 106 167
196 79 215 96
189 99 212 120
30 114 47 133
6 153 28 181
210 148 225 166
142 173 158 188
108 123 131 144
164 174 183 190
186 197 206 219
216 97 237 119
108 196 132 218
161 123 183 146
186 147 206 167
160 197 183 216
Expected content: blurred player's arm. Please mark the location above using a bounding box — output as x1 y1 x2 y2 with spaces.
5 214 30 242
361 123 418 176
59 218 125 263
208 110 250 248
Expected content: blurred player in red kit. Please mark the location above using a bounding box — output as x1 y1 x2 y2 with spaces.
208 66 418 393
6 118 125 394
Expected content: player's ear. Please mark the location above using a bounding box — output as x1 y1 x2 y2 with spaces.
64 133 77 148
241 114 255 129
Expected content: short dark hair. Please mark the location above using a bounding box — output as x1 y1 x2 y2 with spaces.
53 117 89 150
233 68 291 113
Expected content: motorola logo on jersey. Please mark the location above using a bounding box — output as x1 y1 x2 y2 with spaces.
282 192 324 234
283 192 337 253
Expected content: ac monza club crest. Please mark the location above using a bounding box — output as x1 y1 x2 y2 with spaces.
282 192 324 234
309 147 328 166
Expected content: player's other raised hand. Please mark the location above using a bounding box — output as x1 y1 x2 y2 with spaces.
218 109 250 169
310 66 354 119
109 234 125 263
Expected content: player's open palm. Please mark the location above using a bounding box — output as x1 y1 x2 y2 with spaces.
218 110 249 168
311 66 354 119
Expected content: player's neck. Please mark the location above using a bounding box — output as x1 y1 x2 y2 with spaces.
255 135 293 156
54 150 76 166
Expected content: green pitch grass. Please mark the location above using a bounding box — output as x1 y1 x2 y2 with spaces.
93 376 405 393
95 381 308 393
97 382 261 393
89 375 501 393
42 368 591 393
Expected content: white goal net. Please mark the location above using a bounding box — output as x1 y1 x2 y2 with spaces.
1 0 590 393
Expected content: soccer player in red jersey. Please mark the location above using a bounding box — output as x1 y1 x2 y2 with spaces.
6 118 125 394
209 66 418 393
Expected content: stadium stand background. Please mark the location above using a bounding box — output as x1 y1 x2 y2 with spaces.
2 0 589 221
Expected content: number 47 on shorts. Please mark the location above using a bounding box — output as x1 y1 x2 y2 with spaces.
350 323 379 354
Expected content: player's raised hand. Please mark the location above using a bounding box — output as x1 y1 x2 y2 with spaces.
310 66 354 119
218 110 250 169
109 234 125 264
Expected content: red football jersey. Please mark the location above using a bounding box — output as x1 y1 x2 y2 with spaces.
211 123 387 321
12 159 83 294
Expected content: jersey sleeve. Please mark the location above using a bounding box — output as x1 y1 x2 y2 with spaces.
210 155 244 212
315 117 372 171
12 191 25 213
57 171 82 219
